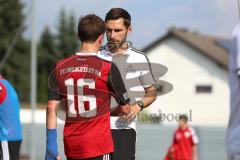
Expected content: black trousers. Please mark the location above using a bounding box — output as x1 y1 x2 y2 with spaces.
111 128 136 160
0 140 21 160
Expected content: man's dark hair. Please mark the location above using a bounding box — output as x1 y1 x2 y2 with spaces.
179 114 188 122
78 14 106 42
105 8 131 28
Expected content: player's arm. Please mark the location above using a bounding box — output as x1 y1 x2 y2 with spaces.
128 56 157 120
190 128 199 160
47 100 59 129
141 85 157 108
139 55 157 108
127 85 157 120
46 100 61 160
192 145 198 160
107 63 131 115
46 73 62 160
170 131 177 153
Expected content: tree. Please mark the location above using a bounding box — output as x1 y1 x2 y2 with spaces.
36 9 79 102
0 0 30 102
66 13 79 55
57 9 79 59
37 26 57 102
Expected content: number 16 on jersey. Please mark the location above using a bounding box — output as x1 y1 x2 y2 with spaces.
64 78 97 118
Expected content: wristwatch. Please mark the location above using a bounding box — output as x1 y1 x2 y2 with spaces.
136 100 145 111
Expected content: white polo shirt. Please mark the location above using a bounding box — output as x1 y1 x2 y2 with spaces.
98 45 156 130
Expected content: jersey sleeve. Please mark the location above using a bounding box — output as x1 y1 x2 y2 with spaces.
189 128 199 145
107 63 130 105
48 71 62 101
139 54 156 88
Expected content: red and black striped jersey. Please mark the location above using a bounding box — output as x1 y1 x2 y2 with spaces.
48 52 130 159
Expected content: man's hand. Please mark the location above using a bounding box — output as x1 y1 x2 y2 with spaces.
170 146 175 153
111 104 131 116
111 103 142 121
124 103 141 121
45 154 62 160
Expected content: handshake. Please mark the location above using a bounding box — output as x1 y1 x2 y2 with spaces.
110 102 143 121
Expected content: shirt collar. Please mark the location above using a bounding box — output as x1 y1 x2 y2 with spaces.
75 52 98 56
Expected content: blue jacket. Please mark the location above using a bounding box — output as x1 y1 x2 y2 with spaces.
0 78 22 141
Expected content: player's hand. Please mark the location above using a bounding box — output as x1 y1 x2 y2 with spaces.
110 104 131 116
170 147 175 153
120 104 131 115
45 154 61 160
45 147 60 160
125 103 141 121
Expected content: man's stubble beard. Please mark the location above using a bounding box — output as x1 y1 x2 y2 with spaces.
107 33 128 53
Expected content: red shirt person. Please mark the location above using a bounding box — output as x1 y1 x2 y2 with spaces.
165 115 199 160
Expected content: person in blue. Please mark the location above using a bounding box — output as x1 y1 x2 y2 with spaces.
0 75 22 160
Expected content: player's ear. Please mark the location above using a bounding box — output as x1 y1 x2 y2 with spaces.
127 26 132 35
76 32 82 44
98 34 104 45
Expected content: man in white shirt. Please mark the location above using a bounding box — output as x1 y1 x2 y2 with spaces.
227 22 240 160
99 8 157 160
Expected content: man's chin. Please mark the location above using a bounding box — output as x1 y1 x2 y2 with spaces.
107 43 119 52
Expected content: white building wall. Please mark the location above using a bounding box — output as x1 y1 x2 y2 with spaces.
145 37 229 127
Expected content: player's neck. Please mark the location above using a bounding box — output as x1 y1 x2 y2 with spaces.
79 43 99 53
114 48 127 55
180 125 189 130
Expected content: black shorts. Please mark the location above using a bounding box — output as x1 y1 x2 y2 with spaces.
0 140 21 160
111 128 136 160
67 154 111 160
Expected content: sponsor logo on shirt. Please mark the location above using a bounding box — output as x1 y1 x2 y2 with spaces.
124 65 136 73
60 66 101 76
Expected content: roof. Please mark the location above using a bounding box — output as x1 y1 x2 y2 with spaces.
142 28 231 69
